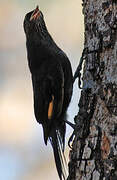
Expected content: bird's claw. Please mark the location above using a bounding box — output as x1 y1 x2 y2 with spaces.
68 131 75 149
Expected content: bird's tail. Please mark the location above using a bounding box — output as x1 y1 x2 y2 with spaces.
49 121 67 180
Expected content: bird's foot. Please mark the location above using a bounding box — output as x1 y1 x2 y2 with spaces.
65 120 76 149
73 48 86 85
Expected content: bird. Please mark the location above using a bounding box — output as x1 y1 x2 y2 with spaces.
23 6 73 180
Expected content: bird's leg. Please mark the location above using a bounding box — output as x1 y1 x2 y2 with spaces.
65 120 75 129
64 120 76 149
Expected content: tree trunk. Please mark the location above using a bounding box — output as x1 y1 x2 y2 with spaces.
68 0 117 179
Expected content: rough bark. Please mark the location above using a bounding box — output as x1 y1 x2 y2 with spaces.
68 0 117 179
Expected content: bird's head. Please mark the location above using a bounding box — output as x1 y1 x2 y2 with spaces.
24 6 47 39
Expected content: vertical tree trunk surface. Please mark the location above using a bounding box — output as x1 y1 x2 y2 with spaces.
68 0 117 179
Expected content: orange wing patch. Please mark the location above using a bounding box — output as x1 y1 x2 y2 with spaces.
48 95 54 119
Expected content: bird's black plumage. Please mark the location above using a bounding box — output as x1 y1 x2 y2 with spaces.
24 6 73 180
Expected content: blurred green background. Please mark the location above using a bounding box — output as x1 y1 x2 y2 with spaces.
0 0 83 179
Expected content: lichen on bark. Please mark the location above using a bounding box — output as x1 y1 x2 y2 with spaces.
68 0 117 179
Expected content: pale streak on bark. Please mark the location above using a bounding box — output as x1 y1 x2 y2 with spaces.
68 0 117 179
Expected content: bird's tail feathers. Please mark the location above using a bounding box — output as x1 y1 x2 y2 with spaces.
49 127 67 180
57 131 67 170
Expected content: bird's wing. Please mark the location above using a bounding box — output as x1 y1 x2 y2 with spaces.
31 61 64 138
46 66 64 120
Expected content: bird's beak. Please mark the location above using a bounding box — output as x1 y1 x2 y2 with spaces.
30 6 40 21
